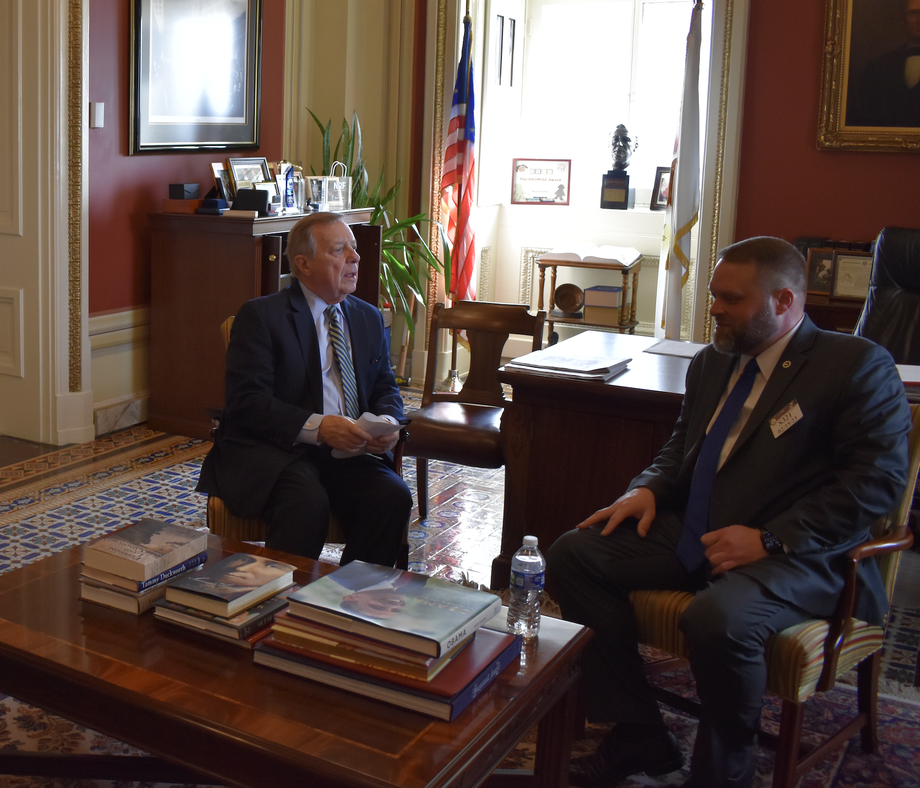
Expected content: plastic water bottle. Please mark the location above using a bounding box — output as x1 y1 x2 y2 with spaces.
507 535 545 639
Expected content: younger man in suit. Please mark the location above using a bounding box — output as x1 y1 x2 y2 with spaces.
197 213 412 566
547 237 911 788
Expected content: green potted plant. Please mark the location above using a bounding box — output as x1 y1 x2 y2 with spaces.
307 111 450 340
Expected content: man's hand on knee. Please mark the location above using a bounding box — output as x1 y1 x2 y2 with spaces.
701 525 768 575
576 486 657 537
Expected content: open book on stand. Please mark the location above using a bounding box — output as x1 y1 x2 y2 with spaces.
539 244 641 266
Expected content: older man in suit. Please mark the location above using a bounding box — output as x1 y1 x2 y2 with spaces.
547 237 911 788
197 212 412 566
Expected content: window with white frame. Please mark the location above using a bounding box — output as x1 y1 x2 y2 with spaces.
479 0 711 212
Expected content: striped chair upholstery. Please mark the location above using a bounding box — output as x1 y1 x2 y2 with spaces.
630 401 920 788
206 316 409 569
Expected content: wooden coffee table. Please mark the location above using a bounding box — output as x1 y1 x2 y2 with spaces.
0 535 590 788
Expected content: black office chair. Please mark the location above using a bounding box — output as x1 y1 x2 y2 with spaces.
854 226 920 364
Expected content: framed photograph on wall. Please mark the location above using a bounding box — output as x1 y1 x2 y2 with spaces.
650 166 671 211
129 0 262 154
806 248 837 296
227 157 271 192
817 0 920 151
832 251 873 299
511 159 571 205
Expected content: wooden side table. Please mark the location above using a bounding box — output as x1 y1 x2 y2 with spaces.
536 255 643 336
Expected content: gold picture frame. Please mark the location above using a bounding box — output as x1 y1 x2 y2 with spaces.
817 0 920 151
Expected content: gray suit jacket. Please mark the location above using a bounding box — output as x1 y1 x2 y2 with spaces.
631 316 911 625
196 284 404 518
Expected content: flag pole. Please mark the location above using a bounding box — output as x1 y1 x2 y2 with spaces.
448 4 474 392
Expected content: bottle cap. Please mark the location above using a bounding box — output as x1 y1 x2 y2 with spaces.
523 535 538 547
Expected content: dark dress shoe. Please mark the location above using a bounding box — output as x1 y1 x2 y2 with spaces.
569 729 683 787
681 755 755 788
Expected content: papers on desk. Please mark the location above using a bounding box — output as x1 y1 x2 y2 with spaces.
897 365 920 387
504 349 631 382
644 339 708 358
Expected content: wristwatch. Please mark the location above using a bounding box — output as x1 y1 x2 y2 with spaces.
760 530 784 555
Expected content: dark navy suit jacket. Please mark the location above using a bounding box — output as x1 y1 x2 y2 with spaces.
197 283 405 518
630 317 911 625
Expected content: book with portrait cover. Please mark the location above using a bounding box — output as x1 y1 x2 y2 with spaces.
253 627 521 721
81 551 209 592
286 561 502 658
83 519 209 582
165 553 296 617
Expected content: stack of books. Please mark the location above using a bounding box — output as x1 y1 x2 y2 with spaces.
253 561 519 720
79 519 209 614
504 347 631 382
154 552 297 648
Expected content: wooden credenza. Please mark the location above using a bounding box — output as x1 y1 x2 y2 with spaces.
148 209 381 440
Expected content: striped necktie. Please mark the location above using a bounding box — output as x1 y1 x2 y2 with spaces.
676 358 759 572
325 305 360 420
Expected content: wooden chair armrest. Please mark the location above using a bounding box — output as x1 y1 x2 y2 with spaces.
392 427 409 475
816 526 913 691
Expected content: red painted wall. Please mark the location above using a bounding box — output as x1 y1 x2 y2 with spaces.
88 0 285 314
735 0 920 246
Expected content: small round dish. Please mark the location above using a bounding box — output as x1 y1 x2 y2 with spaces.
554 283 584 313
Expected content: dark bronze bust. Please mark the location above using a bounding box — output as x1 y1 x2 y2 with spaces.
611 124 638 171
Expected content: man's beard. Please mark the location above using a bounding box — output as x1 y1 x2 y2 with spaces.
712 302 778 355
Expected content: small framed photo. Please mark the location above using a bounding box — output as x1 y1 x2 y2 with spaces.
511 159 571 205
806 248 836 296
227 157 271 192
650 166 671 211
211 163 235 202
832 251 873 300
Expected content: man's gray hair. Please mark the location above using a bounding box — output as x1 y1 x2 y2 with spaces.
286 212 346 262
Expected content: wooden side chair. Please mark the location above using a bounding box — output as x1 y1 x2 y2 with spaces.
403 301 546 518
206 316 410 568
629 402 920 788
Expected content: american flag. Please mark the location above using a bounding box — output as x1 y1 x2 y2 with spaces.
441 15 477 302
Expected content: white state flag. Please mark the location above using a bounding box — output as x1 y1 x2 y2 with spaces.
655 1 702 339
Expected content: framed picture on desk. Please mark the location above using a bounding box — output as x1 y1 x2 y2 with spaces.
806 248 836 296
129 0 262 154
832 251 872 299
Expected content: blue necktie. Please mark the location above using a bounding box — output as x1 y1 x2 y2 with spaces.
325 305 360 420
677 358 759 572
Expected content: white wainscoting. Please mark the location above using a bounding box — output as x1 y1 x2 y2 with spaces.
89 307 149 435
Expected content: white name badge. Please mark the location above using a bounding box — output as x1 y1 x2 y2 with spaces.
770 400 803 438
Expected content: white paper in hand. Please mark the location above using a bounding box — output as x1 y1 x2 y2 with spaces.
331 412 399 458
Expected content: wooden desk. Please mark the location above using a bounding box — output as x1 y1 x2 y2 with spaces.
0 535 590 788
536 255 642 335
494 332 690 588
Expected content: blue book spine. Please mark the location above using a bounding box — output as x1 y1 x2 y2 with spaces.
137 551 208 591
445 634 522 721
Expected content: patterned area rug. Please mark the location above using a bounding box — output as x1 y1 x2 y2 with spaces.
2 425 920 786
